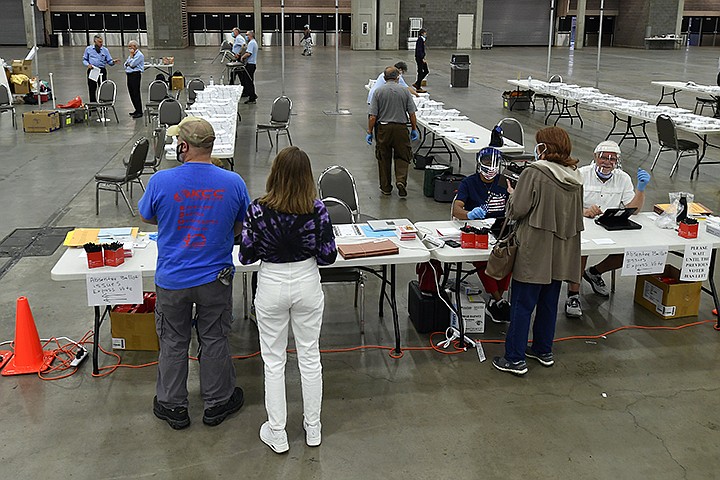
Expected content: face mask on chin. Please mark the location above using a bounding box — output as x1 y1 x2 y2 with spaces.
595 164 613 180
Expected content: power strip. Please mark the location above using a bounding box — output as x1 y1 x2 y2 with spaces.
423 234 445 248
70 347 88 367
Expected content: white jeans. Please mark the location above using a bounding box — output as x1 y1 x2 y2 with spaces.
255 258 324 431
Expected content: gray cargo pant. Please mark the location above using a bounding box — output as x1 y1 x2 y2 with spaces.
155 279 235 410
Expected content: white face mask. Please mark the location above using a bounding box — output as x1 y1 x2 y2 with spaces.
534 143 546 161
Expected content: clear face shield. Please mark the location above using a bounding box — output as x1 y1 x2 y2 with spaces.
476 147 502 180
594 151 622 180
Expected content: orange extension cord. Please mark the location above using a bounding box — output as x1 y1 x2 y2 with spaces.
26 317 718 380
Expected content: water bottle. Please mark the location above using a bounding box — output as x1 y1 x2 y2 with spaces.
676 195 688 223
209 75 214 86
528 75 533 88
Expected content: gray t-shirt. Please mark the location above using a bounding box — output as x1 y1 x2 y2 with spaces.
369 81 417 123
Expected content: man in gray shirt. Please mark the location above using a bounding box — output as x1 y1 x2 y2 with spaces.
367 66 419 197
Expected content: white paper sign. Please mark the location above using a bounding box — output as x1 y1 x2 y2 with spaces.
86 271 143 306
680 243 712 281
621 246 668 276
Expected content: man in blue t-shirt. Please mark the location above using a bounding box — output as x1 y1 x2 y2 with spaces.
452 147 512 323
138 116 251 430
241 30 258 104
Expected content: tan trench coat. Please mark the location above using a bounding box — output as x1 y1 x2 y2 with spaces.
506 161 584 284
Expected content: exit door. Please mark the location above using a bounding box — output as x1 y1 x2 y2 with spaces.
457 14 473 49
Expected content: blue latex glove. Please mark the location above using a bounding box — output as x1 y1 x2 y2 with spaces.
467 206 487 220
410 129 419 142
366 133 373 145
637 168 650 192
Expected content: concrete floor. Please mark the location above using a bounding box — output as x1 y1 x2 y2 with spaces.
1 43 720 479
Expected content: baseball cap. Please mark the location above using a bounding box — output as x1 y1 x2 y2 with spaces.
167 116 215 148
594 140 621 155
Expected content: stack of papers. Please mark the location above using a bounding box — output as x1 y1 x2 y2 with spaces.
436 227 461 240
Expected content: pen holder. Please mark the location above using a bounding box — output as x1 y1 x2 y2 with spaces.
461 231 475 249
678 218 698 239
475 232 489 249
87 251 104 269
103 243 126 267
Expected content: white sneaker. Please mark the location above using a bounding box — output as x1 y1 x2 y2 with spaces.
304 421 322 447
259 421 289 453
565 295 582 318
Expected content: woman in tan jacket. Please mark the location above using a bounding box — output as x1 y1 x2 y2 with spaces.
492 127 584 376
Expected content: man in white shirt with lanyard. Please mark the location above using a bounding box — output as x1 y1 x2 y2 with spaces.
565 141 651 317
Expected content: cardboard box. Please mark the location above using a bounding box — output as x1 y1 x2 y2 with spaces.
634 265 702 319
110 293 159 351
12 59 32 77
23 110 60 133
450 292 486 334
13 79 30 94
171 75 184 91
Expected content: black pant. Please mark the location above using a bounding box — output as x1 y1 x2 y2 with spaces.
415 59 429 88
243 63 257 101
87 67 107 102
126 71 142 114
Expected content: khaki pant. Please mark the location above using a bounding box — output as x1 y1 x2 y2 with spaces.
375 123 411 193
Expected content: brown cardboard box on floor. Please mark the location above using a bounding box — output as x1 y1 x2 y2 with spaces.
12 59 32 77
22 110 60 133
13 79 30 94
633 265 702 319
110 292 159 351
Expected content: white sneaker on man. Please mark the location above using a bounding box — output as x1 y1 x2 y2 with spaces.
583 268 610 297
304 421 322 447
565 295 582 317
259 421 289 453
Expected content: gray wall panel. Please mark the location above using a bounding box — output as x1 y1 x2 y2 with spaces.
0 0 28 45
483 0 552 46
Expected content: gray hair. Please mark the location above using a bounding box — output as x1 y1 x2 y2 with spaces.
128 40 139 48
93 34 103 41
383 66 400 81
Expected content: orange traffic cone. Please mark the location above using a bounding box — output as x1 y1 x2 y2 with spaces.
0 351 11 371
2 297 55 376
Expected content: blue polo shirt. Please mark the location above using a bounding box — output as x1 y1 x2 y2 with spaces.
138 162 251 290
124 50 145 73
232 35 246 55
456 174 508 218
246 39 258 64
83 45 114 68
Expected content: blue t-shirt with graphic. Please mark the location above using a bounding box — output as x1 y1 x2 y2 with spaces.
138 163 251 290
456 174 508 218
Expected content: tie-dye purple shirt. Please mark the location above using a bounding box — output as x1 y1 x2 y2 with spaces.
239 199 337 266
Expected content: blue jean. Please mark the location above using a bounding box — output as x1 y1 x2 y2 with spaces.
504 279 562 363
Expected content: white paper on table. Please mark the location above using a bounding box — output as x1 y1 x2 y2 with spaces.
592 238 615 245
88 66 101 82
680 243 712 281
621 246 668 276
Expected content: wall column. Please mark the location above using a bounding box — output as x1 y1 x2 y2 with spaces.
378 0 400 50
473 0 484 49
575 0 586 49
352 0 376 50
145 0 188 49
253 0 262 48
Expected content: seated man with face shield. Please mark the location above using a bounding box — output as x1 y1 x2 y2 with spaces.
452 147 513 323
564 140 651 318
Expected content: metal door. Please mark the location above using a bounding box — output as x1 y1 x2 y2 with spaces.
456 14 473 49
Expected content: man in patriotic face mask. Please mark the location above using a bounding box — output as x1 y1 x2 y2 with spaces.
564 140 651 318
452 147 513 323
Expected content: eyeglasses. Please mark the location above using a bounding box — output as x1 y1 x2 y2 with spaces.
597 153 619 164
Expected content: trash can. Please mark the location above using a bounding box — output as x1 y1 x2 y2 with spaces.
450 54 470 88
423 164 452 197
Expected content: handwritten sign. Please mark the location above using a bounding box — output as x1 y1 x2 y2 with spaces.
86 271 143 306
621 246 668 276
680 244 712 281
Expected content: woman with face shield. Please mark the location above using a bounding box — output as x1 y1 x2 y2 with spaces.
452 147 513 323
492 127 584 376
